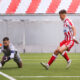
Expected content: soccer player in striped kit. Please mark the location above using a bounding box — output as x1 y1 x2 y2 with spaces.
41 9 79 70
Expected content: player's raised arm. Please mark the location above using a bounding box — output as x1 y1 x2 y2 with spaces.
71 25 79 44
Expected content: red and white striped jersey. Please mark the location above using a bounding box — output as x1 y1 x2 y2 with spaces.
63 17 73 41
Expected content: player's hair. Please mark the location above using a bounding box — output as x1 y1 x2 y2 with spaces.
59 9 67 14
3 37 9 41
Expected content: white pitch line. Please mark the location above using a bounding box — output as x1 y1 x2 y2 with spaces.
23 59 80 61
16 76 80 78
0 72 16 80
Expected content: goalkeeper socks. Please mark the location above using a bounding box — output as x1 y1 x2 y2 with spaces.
48 54 57 66
62 51 70 62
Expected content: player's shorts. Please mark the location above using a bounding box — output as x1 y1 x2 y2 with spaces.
60 40 74 51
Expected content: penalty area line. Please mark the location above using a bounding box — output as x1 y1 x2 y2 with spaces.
0 72 16 80
15 76 80 78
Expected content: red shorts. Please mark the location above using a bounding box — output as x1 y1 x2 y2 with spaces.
60 40 74 51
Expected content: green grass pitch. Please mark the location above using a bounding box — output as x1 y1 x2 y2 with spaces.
0 53 80 80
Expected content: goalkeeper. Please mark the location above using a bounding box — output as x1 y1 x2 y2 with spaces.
0 37 22 68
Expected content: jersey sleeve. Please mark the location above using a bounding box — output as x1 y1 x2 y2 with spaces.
10 44 15 53
66 19 73 27
9 44 15 59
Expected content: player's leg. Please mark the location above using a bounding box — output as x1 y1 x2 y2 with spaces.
59 40 72 68
47 44 68 66
1 56 6 66
47 48 59 66
55 45 72 69
41 52 58 70
61 41 74 68
41 45 67 70
60 51 71 69
47 40 67 66
58 45 71 68
62 51 70 62
61 40 74 61
60 40 70 62
13 52 22 68
40 47 63 70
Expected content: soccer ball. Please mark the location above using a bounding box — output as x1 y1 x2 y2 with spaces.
0 62 2 68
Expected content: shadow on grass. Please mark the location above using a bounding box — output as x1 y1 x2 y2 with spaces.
0 67 19 70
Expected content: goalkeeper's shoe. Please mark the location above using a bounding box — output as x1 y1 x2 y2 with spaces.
66 60 72 69
40 62 49 70
0 62 2 69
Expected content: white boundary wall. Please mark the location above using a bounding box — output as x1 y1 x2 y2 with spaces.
0 14 80 53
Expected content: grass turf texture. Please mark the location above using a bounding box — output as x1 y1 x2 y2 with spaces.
0 53 80 80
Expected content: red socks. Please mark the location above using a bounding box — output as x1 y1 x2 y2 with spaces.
48 52 70 66
48 54 57 66
62 51 70 62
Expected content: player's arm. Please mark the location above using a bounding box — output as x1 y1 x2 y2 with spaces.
71 25 79 44
5 51 15 62
9 50 15 59
9 45 15 59
3 51 15 62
